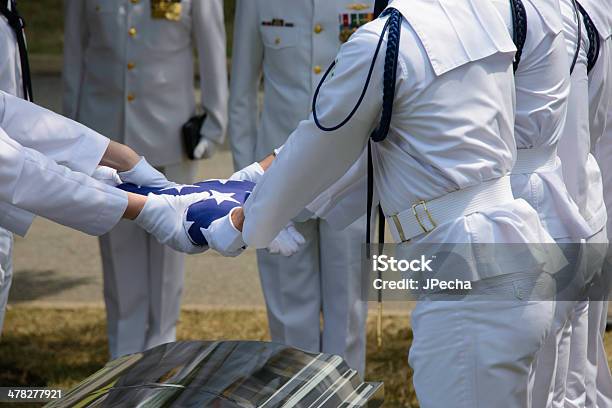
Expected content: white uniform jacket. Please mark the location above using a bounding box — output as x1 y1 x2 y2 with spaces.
243 0 557 278
0 3 22 98
0 91 124 236
0 130 127 236
228 0 374 170
558 0 607 234
583 0 612 238
62 0 228 167
492 0 591 240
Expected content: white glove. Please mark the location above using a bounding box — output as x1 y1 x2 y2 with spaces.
119 157 175 188
273 144 284 157
193 139 218 160
134 192 211 254
91 166 122 186
266 223 306 257
229 162 265 183
201 207 246 257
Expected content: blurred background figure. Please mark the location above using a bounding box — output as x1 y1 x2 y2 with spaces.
62 0 228 359
229 0 372 375
0 0 33 335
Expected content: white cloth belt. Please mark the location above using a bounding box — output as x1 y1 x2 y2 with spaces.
387 176 515 242
511 146 558 174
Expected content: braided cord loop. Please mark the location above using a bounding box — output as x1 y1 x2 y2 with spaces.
510 0 527 72
576 3 600 73
370 8 401 142
312 8 402 142
569 0 582 74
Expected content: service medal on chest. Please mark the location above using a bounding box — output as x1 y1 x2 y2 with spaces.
338 11 373 43
151 0 182 21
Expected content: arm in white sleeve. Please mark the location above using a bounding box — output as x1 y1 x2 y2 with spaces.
592 37 612 237
62 0 88 120
0 201 34 237
305 149 367 229
0 128 127 236
0 19 20 97
242 29 384 247
0 91 109 176
227 0 263 170
193 0 228 145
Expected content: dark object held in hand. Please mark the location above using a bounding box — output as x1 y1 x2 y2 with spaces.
182 114 206 160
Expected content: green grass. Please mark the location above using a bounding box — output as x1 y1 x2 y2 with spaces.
0 307 416 407
18 0 237 57
3 306 612 407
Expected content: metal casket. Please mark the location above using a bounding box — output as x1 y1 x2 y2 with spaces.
45 340 384 407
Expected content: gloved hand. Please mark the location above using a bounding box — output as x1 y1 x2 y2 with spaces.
125 179 254 256
91 166 122 186
136 193 246 256
119 157 175 188
266 222 306 256
273 144 284 157
134 192 212 254
193 138 218 160
200 208 245 257
229 162 265 183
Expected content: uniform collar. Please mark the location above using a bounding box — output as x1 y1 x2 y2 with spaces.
577 0 612 39
387 0 516 76
524 0 564 36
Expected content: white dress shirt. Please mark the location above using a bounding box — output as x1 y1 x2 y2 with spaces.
558 0 607 234
491 0 591 240
580 0 612 238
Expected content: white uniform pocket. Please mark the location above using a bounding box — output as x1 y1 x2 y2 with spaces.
260 26 298 50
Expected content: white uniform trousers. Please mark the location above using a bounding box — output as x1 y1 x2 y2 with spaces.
410 272 556 408
100 161 197 359
0 227 12 336
257 216 367 375
531 238 583 408
562 227 612 408
584 227 612 408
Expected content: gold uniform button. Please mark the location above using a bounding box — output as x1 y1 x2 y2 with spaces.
130 0 139 3
127 62 136 70
314 24 323 34
274 37 281 45
128 27 137 37
314 65 322 74
127 93 135 102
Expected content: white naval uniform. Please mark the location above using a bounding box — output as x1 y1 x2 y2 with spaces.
558 1 612 407
0 91 128 236
242 1 561 405
62 0 228 358
0 2 21 335
591 1 612 243
229 0 371 374
578 1 612 407
591 9 612 408
0 130 127 237
489 2 591 407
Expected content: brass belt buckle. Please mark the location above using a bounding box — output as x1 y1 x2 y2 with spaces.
391 214 407 242
411 200 437 233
